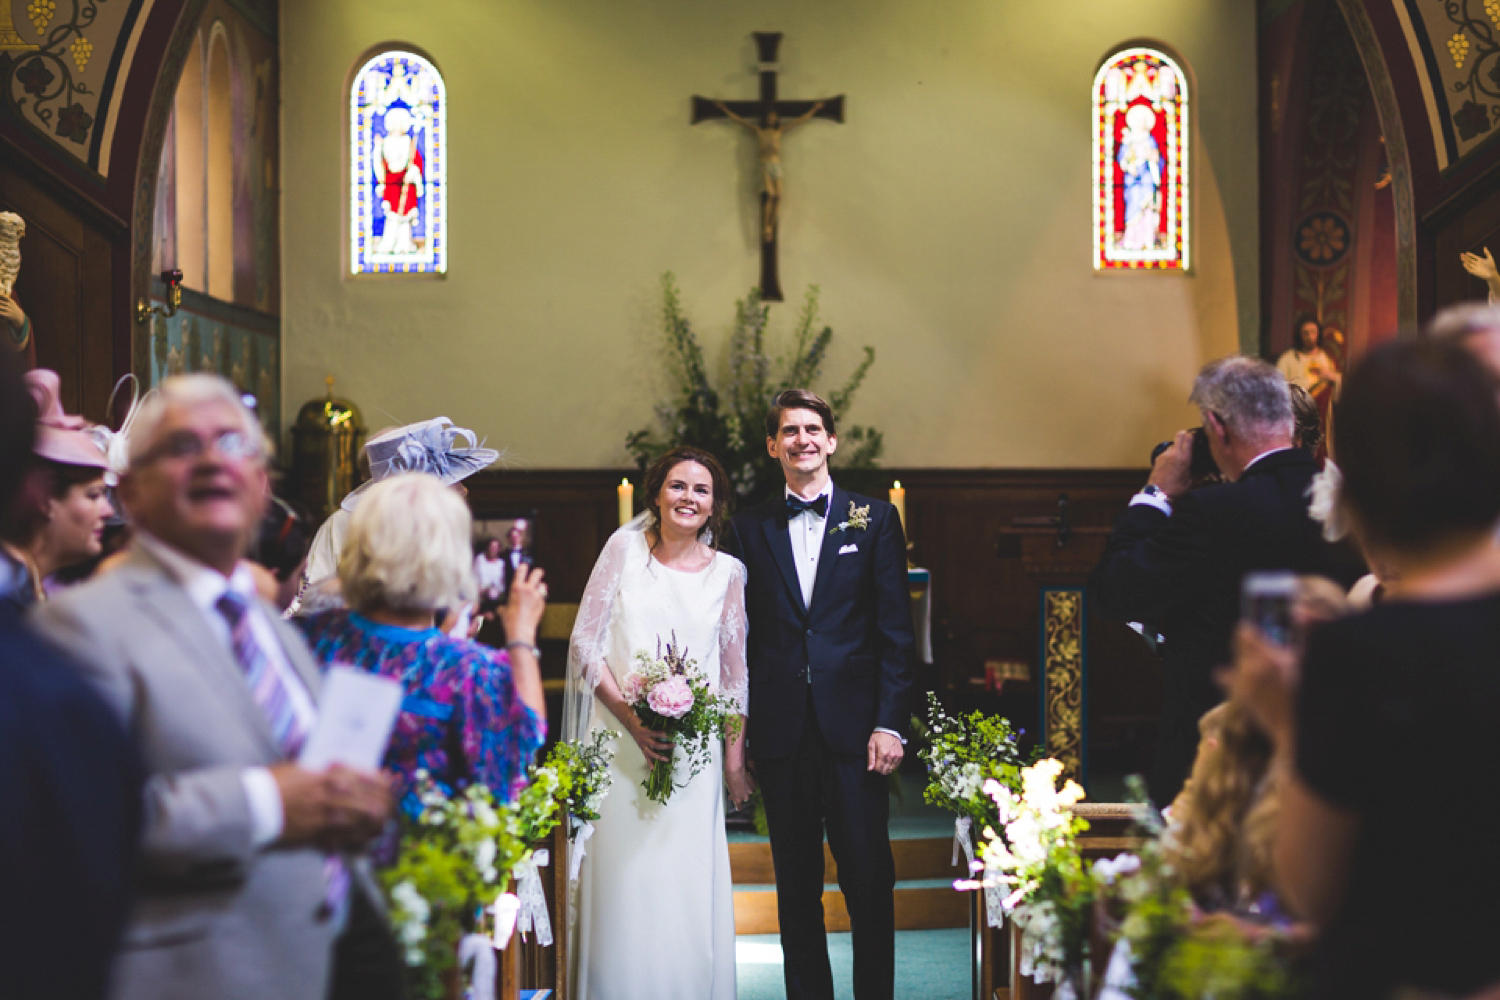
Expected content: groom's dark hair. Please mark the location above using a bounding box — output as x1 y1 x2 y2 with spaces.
765 389 835 440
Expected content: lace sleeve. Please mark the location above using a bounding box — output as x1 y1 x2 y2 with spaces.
562 524 636 741
717 558 749 716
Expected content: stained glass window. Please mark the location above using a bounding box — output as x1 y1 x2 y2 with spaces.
350 50 446 275
1093 48 1189 271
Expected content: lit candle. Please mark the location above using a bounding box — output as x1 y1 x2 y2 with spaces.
889 480 906 530
618 478 634 526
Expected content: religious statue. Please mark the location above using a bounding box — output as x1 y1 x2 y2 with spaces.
0 211 33 366
716 100 824 243
1118 104 1163 252
373 105 425 254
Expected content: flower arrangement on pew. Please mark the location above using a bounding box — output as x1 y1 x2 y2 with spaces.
1092 778 1291 1000
546 729 619 883
623 633 743 804
380 761 572 1000
958 758 1098 990
914 690 1031 928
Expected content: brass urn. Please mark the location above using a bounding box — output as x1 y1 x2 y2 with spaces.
291 377 366 521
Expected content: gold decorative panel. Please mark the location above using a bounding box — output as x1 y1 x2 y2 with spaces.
1042 588 1085 781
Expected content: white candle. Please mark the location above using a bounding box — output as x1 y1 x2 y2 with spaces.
618 478 634 526
889 480 906 530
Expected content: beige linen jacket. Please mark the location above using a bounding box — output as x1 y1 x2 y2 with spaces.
30 545 372 1000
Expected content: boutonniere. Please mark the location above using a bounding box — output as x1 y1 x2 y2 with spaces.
829 501 871 535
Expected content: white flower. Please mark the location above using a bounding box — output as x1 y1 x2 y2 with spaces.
1307 461 1348 542
1092 853 1141 884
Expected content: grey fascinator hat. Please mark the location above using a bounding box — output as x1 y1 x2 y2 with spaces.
341 416 500 511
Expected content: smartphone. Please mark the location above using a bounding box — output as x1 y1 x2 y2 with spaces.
1241 571 1298 647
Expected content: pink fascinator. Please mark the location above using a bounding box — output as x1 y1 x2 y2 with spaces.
25 369 109 470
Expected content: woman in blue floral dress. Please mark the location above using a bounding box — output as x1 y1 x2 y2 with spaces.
295 473 547 849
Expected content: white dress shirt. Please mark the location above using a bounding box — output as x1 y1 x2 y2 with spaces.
786 483 832 610
134 532 316 848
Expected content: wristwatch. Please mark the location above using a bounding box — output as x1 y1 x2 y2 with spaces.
1140 483 1169 500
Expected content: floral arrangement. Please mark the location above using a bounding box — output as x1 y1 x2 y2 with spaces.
624 633 743 803
914 691 1030 833
379 763 572 1000
626 273 883 503
1095 779 1292 1000
545 728 618 823
959 758 1097 985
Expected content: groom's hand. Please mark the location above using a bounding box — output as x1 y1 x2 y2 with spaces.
867 731 904 775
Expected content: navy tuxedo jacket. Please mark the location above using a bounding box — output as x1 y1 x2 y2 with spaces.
731 485 917 760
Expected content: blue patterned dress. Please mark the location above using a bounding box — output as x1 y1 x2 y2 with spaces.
295 610 545 836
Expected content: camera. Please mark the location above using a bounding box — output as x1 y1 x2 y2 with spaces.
1150 426 1219 478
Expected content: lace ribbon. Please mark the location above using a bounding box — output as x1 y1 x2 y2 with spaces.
568 818 594 882
457 932 496 999
514 849 553 947
954 815 1005 928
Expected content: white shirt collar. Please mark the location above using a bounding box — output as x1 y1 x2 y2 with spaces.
133 531 257 614
784 481 834 503
1244 446 1293 473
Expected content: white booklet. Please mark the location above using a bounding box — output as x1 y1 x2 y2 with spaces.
298 666 403 772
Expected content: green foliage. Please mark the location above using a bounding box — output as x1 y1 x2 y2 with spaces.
543 729 618 823
628 636 743 803
913 690 1031 831
379 762 573 1000
627 273 884 503
1101 777 1294 1000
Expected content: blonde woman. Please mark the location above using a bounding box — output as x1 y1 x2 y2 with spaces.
295 473 547 853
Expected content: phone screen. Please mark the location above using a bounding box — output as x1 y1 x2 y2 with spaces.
1242 571 1298 647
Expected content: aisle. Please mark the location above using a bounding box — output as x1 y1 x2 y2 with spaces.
735 929 969 1000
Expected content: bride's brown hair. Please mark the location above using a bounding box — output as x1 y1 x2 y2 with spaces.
642 446 732 552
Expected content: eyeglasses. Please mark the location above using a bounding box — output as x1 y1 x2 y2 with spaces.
135 428 261 466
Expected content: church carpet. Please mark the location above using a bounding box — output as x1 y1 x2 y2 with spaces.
735 929 969 1000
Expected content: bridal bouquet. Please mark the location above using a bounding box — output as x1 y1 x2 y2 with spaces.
958 758 1097 987
624 633 742 804
381 762 572 1000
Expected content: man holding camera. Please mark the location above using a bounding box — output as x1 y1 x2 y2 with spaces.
1090 357 1361 807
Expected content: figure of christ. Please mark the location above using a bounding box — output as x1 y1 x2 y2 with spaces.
716 100 824 243
373 106 425 255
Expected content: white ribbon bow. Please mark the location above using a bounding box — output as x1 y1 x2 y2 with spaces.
458 932 496 998
491 892 520 949
954 815 1005 928
568 818 595 882
514 848 553 947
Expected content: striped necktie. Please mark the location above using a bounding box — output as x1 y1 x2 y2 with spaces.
216 590 348 917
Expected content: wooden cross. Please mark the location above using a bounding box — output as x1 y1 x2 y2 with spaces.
692 32 844 301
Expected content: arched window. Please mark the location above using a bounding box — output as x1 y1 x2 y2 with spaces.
1093 47 1189 270
350 49 446 275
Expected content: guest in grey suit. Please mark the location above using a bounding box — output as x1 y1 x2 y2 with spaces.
31 374 400 1000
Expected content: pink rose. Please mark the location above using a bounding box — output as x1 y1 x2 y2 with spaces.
646 676 694 718
620 673 646 704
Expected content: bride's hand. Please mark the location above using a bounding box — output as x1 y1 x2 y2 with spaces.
725 765 756 810
626 712 673 763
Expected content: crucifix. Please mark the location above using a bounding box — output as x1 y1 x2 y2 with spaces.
692 32 843 301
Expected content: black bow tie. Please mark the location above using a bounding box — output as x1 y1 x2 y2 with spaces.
785 494 829 518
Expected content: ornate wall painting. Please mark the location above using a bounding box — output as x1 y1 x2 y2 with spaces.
1093 47 1190 271
349 49 445 276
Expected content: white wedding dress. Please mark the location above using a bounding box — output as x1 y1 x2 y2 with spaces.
565 519 748 1000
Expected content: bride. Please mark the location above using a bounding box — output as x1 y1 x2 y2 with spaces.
565 446 753 999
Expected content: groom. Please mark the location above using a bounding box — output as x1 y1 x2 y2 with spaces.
732 389 916 1000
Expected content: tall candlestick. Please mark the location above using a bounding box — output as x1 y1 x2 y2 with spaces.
889 480 906 531
618 478 634 526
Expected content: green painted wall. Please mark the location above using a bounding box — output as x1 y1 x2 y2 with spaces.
280 0 1258 467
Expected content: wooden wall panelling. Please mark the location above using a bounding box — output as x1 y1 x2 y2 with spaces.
0 165 119 420
1430 178 1500 312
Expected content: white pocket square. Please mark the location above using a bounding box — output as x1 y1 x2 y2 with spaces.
838 543 859 555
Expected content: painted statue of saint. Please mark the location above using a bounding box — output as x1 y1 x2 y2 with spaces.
1118 104 1162 252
